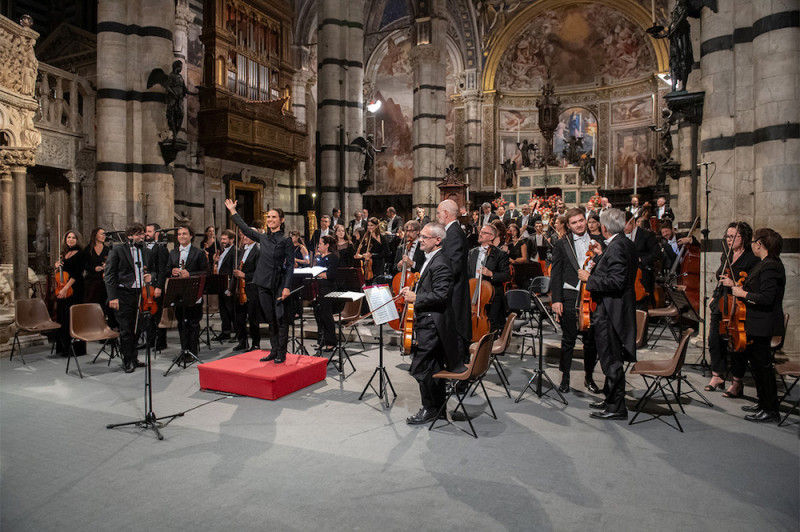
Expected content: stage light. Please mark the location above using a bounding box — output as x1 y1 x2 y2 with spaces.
366 100 382 113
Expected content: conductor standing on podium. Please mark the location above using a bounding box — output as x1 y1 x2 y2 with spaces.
225 199 293 364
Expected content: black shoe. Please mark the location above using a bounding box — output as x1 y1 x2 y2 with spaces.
590 410 628 420
260 352 277 362
124 362 135 373
274 356 286 364
136 343 146 350
744 410 778 423
558 377 570 394
455 382 470 394
251 344 261 350
589 400 607 410
584 378 601 394
134 360 145 368
406 408 438 425
217 332 231 341
234 342 249 351
741 404 761 413
450 410 467 422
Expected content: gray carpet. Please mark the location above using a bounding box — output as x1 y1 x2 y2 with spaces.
1 326 798 531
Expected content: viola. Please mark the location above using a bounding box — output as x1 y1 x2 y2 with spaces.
726 272 748 352
402 273 420 355
140 267 158 315
578 251 597 332
634 267 648 302
390 240 416 332
356 233 374 282
54 254 73 298
469 247 494 342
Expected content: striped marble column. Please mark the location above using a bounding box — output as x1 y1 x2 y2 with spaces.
462 89 482 209
316 0 364 218
96 0 175 229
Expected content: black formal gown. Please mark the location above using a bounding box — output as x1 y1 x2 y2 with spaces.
56 248 86 356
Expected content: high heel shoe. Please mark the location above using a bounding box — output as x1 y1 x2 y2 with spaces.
704 373 726 392
722 378 743 398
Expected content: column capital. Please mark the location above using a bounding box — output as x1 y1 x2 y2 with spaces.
175 0 193 30
64 169 86 184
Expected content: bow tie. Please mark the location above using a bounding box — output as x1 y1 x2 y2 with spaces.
573 234 586 241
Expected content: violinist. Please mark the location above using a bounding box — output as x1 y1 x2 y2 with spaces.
587 212 603 238
104 223 153 372
166 225 208 361
354 217 386 279
312 235 339 351
392 221 425 275
290 231 310 268
200 225 218 257
704 222 759 395
83 228 115 328
55 230 87 357
215 229 237 342
623 210 660 309
551 208 604 394
333 224 355 267
145 223 169 350
468 224 510 333
233 230 261 351
723 228 785 422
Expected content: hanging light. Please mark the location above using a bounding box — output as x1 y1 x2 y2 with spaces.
366 100 382 113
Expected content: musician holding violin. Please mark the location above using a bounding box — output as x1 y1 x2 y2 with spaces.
55 229 87 357
699 222 760 395
214 229 237 342
233 229 261 351
391 221 425 276
719 228 785 423
104 223 154 372
551 208 604 394
83 227 116 329
354 217 387 281
144 223 170 351
166 225 208 363
312 235 339 351
468 224 510 334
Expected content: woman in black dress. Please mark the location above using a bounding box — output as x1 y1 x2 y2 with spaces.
333 224 354 267
722 228 785 422
290 231 310 268
354 217 386 280
313 236 339 350
55 230 86 356
587 212 603 238
506 223 528 264
83 227 117 328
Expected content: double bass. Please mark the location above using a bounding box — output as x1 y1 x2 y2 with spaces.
401 273 420 355
669 217 701 311
469 248 494 342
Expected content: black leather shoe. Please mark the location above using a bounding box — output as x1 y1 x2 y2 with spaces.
589 400 607 410
234 342 249 351
124 362 135 373
406 408 438 425
251 344 261 350
744 410 779 423
134 360 145 368
274 356 286 364
584 378 601 394
136 343 146 350
590 410 628 420
260 352 276 362
741 404 761 413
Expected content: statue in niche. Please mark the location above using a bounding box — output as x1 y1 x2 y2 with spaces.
500 159 516 188
148 60 198 139
579 154 595 185
517 139 532 168
352 134 385 193
650 108 680 184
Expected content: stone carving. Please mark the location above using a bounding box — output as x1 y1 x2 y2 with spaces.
35 131 70 168
147 60 198 139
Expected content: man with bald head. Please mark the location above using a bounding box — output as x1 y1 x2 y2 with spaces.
437 199 470 370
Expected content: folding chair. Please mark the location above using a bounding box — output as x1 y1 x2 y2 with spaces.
469 313 516 398
69 303 121 378
775 361 800 427
9 298 61 364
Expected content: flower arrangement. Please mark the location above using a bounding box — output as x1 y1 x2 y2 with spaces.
492 197 508 209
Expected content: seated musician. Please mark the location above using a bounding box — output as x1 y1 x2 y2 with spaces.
659 221 699 272
623 210 660 310
166 225 208 359
468 223 511 333
312 236 339 351
392 221 425 275
233 230 262 351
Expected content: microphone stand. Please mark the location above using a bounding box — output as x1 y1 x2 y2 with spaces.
692 162 714 375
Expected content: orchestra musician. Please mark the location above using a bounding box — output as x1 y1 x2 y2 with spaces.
529 220 550 262
104 223 152 372
83 227 115 329
310 215 331 253
214 229 237 342
166 225 208 361
392 221 426 275
623 210 660 309
587 212 602 238
578 209 638 420
233 230 261 351
413 206 430 228
627 195 641 218
333 224 355 267
654 196 674 221
290 231 310 268
312 235 339 351
659 221 699 272
331 208 342 228
55 229 86 357
551 208 604 394
144 223 169 350
385 206 403 235
468 224 511 333
354 217 387 279
479 202 498 227
506 223 528 265
225 200 293 364
723 228 785 422
437 199 471 370
348 210 367 236
400 223 453 425
200 225 218 257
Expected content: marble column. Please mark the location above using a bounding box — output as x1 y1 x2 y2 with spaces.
12 166 28 299
462 89 482 209
65 170 82 232
0 169 13 265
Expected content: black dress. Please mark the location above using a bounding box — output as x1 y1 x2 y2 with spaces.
508 239 527 262
313 253 339 347
337 243 355 268
56 248 86 356
359 235 387 279
83 244 117 328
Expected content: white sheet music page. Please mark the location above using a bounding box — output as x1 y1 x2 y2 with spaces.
363 285 399 326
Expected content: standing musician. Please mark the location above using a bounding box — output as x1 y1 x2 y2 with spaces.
333 224 355 267
214 229 237 342
166 225 208 361
312 235 339 351
310 215 331 253
348 210 367 236
723 228 785 422
386 206 403 235
83 227 116 329
55 229 86 357
104 223 153 372
654 196 674 221
437 199 471 370
479 202 498 227
225 200 293 364
529 220 550 262
551 208 604 394
233 230 261 351
354 217 387 279
468 224 510 333
392 220 426 275
578 209 638 420
144 223 170 350
623 210 660 309
413 206 430 228
400 223 454 425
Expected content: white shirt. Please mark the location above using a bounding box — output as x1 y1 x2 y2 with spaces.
657 206 666 219
475 245 489 278
416 247 441 287
179 245 191 269
130 245 144 288
667 236 679 255
218 245 232 267
564 232 591 292
482 213 492 226
320 228 329 237
627 227 638 242
630 206 641 217
241 242 256 265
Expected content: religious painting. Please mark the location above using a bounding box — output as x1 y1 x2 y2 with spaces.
612 97 654 124
497 4 656 90
498 109 537 131
554 107 597 165
612 126 656 189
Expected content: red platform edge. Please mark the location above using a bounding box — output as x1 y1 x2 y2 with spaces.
198 351 327 400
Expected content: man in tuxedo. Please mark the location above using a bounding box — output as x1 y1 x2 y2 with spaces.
627 195 641 218
348 210 367 236
479 202 498 227
437 199 471 369
105 223 154 372
233 230 261 351
468 224 510 332
654 196 674 221
331 208 342 228
550 208 604 394
623 211 660 309
310 215 331 251
400 222 453 425
144 223 169 350
496 205 507 225
392 220 426 275
166 225 208 360
659 221 697 272
578 208 638 420
386 206 402 235
504 202 520 225
214 229 236 342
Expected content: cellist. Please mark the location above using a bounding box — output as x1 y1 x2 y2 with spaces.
467 224 510 334
391 221 425 276
551 208 604 395
704 222 758 396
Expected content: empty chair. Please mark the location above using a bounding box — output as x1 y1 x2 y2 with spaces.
468 312 516 398
629 328 696 432
10 298 61 364
334 298 365 351
69 303 121 378
635 309 648 349
648 303 681 348
429 333 498 438
771 313 790 357
775 361 800 427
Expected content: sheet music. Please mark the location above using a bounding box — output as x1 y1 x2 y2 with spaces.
325 291 365 301
294 266 327 276
364 285 399 326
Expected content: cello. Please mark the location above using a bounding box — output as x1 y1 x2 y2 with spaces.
469 248 494 342
401 273 420 355
577 251 597 331
726 272 748 352
54 216 73 298
670 217 701 311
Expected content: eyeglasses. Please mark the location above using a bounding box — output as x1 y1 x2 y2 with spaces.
419 234 437 240
751 239 761 245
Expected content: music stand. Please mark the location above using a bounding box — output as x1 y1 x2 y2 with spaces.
286 269 322 357
358 285 399 407
163 275 205 376
515 290 567 405
201 273 228 348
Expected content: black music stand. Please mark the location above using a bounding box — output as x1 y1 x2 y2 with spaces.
286 272 320 357
325 292 361 377
358 286 398 407
201 273 228 348
651 286 700 348
163 275 205 376
515 290 567 405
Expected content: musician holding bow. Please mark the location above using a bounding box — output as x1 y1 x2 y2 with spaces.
392 221 426 275
468 224 510 333
233 230 261 351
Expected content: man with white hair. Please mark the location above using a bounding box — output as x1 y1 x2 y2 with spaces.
479 202 498 227
437 199 470 370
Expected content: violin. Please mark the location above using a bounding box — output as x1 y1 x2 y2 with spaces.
237 259 247 305
469 247 494 342
390 240 417 331
55 253 73 298
726 272 748 352
402 272 420 355
356 232 374 282
578 251 597 331
140 266 158 315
